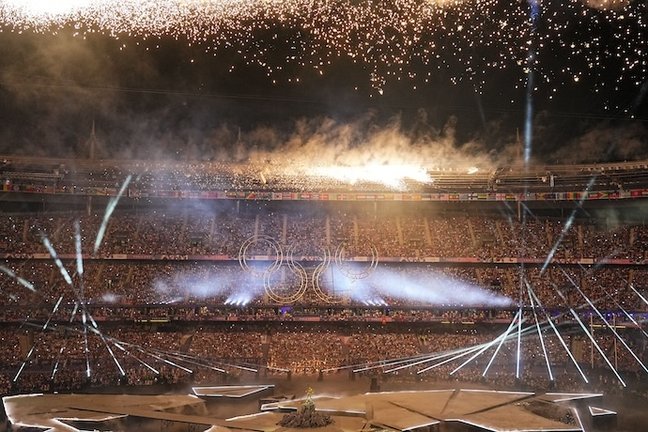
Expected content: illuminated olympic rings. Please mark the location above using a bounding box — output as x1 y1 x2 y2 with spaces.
262 244 309 303
238 236 379 304
334 242 379 280
312 247 342 304
238 235 283 277
238 235 308 303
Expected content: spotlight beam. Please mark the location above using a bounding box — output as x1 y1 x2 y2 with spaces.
74 220 84 277
45 227 127 379
482 309 521 376
559 270 648 374
52 301 82 381
86 325 126 376
326 351 436 373
528 286 589 383
630 284 648 307
94 175 132 254
526 282 554 381
42 237 73 285
515 305 523 379
112 341 159 375
82 311 91 378
133 347 193 374
540 176 596 275
384 346 481 374
0 264 36 292
569 307 626 387
13 295 64 383
450 323 521 376
145 348 228 373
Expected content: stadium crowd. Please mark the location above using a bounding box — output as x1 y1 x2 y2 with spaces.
0 322 644 396
0 211 646 260
1 208 647 399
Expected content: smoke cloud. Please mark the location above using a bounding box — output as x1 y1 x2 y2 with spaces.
0 28 645 168
319 264 513 307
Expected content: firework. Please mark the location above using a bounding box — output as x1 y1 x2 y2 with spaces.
307 163 433 189
0 0 644 96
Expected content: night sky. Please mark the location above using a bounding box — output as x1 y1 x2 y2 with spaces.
0 0 647 165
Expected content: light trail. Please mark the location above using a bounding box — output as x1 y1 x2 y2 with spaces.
569 307 626 387
82 310 91 378
0 264 36 292
112 341 160 375
165 348 263 373
516 305 522 379
152 351 226 373
482 310 521 376
559 270 648 374
140 345 235 373
355 352 455 373
526 282 554 381
74 220 84 277
94 174 132 254
134 347 193 374
83 317 126 377
51 301 82 380
50 346 66 380
572 262 648 338
531 286 589 383
42 237 73 285
523 0 539 165
450 325 520 376
384 346 481 374
12 348 32 382
14 295 64 383
631 284 648 307
326 351 436 373
540 176 596 275
418 344 488 374
45 220 127 379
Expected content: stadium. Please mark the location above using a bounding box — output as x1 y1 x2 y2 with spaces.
1 1 648 431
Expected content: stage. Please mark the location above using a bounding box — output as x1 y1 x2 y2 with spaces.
2 383 612 432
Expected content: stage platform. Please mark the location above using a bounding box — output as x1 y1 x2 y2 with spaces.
3 387 609 432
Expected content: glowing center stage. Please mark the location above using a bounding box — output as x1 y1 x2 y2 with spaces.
3 387 611 432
